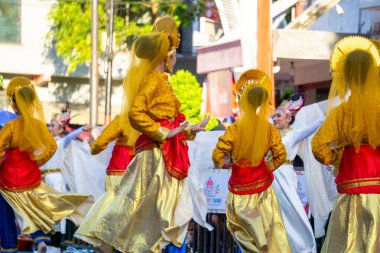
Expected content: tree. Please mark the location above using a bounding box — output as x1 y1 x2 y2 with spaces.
170 70 219 130
0 75 3 89
47 0 205 73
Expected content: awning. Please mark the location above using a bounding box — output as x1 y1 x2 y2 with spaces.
196 39 243 74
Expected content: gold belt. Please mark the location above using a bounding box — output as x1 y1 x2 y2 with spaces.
284 160 293 165
41 168 62 175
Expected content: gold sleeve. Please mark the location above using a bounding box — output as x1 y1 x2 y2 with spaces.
268 124 287 170
0 121 13 155
212 124 236 168
91 115 123 155
129 75 168 143
182 125 196 141
312 107 341 165
36 124 57 166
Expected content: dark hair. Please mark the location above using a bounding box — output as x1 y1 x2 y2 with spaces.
344 49 374 85
247 86 268 108
13 86 35 106
135 35 156 60
134 33 170 60
289 115 295 125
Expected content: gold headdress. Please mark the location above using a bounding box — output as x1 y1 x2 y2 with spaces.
276 94 305 117
233 69 272 166
327 36 380 150
330 36 380 72
152 16 180 49
120 32 171 145
7 77 50 160
152 16 180 73
234 69 272 98
7 77 33 101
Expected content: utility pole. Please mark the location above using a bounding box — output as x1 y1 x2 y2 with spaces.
90 0 99 126
104 0 115 125
257 0 274 105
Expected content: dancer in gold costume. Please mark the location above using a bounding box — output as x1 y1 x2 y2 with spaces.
0 77 92 253
312 36 380 253
76 29 209 252
212 69 291 253
75 17 192 251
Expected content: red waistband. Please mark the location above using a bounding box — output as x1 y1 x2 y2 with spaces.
0 148 41 191
135 113 190 180
106 145 135 175
336 145 380 194
229 159 273 195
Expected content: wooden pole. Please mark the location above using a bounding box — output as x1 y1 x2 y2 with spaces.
257 0 274 106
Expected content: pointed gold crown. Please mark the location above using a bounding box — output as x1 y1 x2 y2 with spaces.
234 69 272 98
152 16 180 49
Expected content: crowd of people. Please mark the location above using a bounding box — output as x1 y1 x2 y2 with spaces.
0 15 379 253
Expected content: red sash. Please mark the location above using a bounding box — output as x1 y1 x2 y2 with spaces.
0 148 41 191
135 113 190 180
336 145 380 194
106 145 135 175
229 159 273 195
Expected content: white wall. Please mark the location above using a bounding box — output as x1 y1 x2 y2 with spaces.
309 0 380 35
309 0 361 33
0 0 55 76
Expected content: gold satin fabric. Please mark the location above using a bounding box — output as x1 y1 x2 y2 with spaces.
105 174 123 191
0 182 91 234
77 147 187 252
322 194 380 253
75 175 123 246
226 186 291 253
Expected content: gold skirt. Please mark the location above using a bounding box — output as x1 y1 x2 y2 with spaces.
322 194 380 253
75 174 123 247
105 174 123 191
78 147 187 253
0 182 92 234
226 186 292 253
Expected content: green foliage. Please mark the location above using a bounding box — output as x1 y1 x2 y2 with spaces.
170 70 202 124
47 2 102 73
0 75 3 89
281 88 295 100
47 0 206 73
170 70 221 131
204 114 220 131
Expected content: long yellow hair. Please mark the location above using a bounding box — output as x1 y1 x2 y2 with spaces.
233 69 272 166
120 32 171 145
328 37 380 150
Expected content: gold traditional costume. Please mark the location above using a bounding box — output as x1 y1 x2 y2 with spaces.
0 78 91 235
90 114 135 189
312 36 380 253
212 69 291 253
76 28 195 252
75 114 135 246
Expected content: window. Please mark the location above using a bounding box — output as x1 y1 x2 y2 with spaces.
316 87 329 102
0 0 21 43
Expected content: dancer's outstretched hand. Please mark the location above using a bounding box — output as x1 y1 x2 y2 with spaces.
167 121 189 138
87 133 95 145
191 115 210 134
222 155 231 169
83 124 93 132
